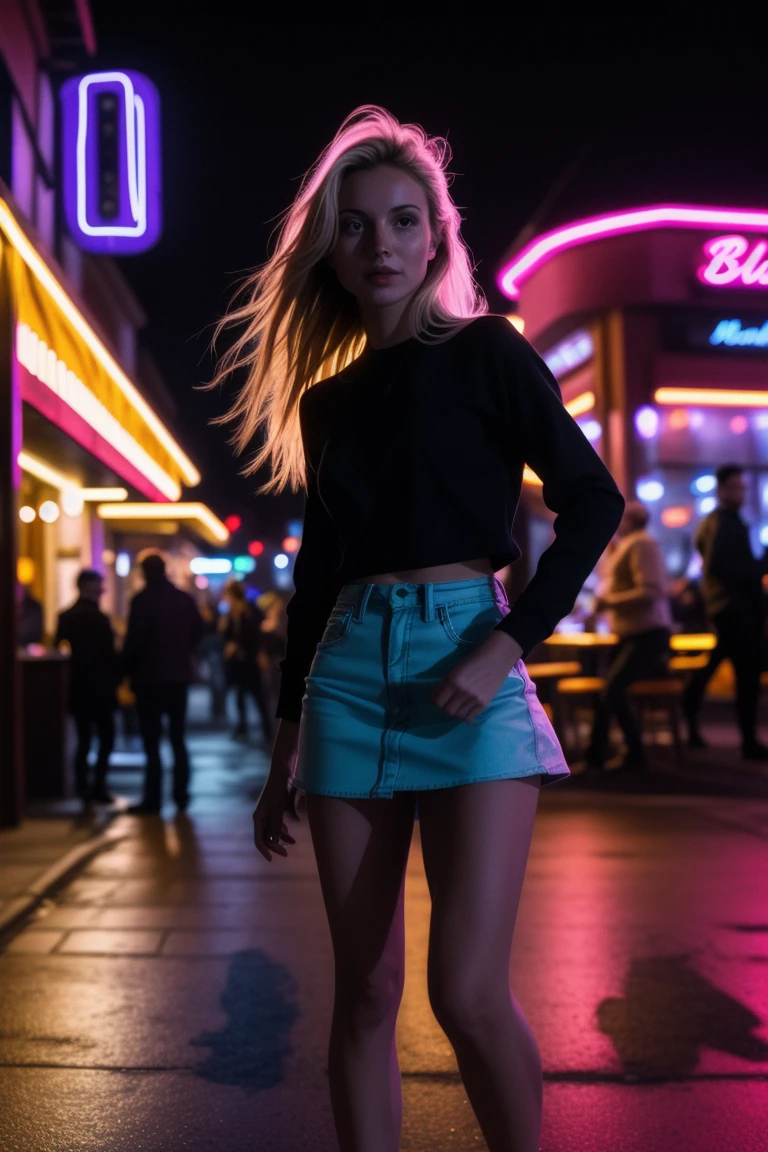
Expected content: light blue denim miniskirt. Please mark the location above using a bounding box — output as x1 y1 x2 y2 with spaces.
295 575 569 799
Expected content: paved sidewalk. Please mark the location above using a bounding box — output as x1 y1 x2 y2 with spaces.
0 802 125 939
1 727 767 1152
2 696 767 947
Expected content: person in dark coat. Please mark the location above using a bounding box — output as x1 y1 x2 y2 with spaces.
683 464 768 759
221 580 275 743
121 553 204 813
55 569 118 803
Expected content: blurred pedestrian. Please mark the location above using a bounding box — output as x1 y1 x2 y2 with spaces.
584 500 673 772
221 580 274 743
257 591 288 715
197 589 227 724
18 586 44 647
121 553 204 813
210 105 623 1151
682 464 768 759
55 569 118 804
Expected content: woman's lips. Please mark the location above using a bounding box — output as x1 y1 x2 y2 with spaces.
366 269 399 283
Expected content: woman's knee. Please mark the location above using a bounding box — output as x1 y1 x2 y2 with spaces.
335 954 405 1030
427 964 508 1041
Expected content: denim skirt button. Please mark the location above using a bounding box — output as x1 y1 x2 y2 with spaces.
396 588 408 597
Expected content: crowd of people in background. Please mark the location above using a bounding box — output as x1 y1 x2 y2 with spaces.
20 458 768 808
46 554 288 811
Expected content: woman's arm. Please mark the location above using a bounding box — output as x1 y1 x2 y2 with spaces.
492 324 625 655
274 393 344 723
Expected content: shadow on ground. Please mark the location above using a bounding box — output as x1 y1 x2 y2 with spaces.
598 954 768 1079
191 949 300 1089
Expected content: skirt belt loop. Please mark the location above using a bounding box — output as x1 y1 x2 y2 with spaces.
423 582 435 623
354 583 375 623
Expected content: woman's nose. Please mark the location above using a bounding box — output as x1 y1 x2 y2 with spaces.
372 224 392 256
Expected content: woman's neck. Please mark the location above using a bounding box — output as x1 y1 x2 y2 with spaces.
360 303 413 350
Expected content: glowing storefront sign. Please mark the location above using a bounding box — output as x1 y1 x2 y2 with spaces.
60 70 162 254
16 323 179 500
543 330 594 377
0 200 198 501
698 236 768 288
97 503 229 545
654 387 768 408
498 205 768 299
709 318 768 347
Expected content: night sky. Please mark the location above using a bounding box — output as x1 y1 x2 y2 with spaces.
82 11 766 546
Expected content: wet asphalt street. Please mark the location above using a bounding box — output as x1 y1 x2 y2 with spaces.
1 713 768 1152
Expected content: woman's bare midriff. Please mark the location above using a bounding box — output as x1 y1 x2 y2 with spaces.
352 558 495 585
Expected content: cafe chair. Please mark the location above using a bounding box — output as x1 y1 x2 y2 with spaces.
554 675 607 757
525 662 584 736
626 678 686 767
668 654 709 673
555 673 687 765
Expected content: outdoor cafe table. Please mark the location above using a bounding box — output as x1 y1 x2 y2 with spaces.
540 631 717 675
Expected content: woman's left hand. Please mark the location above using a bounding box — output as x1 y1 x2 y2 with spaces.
431 630 524 724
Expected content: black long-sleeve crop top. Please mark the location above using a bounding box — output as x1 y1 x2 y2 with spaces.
275 315 625 721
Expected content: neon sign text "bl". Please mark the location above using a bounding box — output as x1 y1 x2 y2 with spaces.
698 235 768 288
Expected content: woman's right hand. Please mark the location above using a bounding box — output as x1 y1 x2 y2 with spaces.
253 719 300 861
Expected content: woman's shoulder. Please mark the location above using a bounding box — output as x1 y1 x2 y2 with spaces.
434 313 532 360
299 370 353 417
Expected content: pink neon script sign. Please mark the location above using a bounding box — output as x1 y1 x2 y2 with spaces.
698 235 768 287
497 205 768 299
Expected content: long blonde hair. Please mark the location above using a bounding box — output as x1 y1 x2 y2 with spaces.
209 104 487 494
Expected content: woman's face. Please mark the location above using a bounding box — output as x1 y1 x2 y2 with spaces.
330 164 436 323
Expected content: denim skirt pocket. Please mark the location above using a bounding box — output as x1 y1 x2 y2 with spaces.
437 601 505 648
316 606 354 650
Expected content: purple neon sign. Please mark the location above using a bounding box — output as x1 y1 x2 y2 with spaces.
60 71 161 254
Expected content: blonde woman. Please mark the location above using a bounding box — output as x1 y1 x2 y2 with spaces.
212 106 624 1152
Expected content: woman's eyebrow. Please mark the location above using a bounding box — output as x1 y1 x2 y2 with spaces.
338 203 423 215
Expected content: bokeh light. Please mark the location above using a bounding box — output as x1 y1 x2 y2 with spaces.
18 505 36 523
38 500 60 523
661 506 692 528
634 406 659 439
636 479 664 502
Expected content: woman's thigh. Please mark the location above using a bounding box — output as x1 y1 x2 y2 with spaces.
306 793 417 981
417 778 540 982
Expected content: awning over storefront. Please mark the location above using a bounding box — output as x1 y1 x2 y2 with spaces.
0 197 200 502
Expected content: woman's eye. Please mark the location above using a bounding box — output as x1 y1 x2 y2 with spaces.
342 218 363 233
396 215 415 227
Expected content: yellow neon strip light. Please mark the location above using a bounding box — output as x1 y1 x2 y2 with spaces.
0 200 200 486
97 502 229 543
565 390 595 418
18 455 128 502
18 451 77 489
81 488 128 501
655 387 768 408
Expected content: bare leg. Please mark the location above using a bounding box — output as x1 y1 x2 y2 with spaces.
418 777 542 1152
306 793 416 1152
